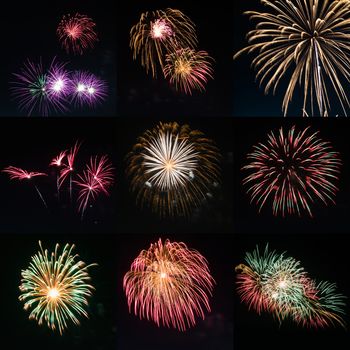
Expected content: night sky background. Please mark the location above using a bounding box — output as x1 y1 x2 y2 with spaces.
0 0 116 116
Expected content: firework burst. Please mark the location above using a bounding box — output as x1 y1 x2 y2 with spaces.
70 71 108 107
19 241 97 334
126 122 221 217
242 126 341 217
163 48 214 94
235 245 346 328
130 9 197 77
11 58 71 116
3 166 48 208
124 238 215 331
234 0 350 116
57 13 98 55
74 155 114 218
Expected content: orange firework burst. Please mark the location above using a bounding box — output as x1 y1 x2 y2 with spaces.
123 238 215 331
126 122 221 218
163 48 214 94
130 8 197 77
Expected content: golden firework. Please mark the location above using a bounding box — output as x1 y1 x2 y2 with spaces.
130 9 197 77
126 122 221 217
234 0 350 116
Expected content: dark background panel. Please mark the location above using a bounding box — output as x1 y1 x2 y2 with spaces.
116 0 234 117
1 0 116 116
233 234 350 350
233 118 350 233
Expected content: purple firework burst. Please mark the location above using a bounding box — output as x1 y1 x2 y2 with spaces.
11 58 70 116
70 71 107 107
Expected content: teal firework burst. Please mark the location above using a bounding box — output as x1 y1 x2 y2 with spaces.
19 241 97 334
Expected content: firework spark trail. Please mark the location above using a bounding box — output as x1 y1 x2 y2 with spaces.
124 238 215 331
126 122 221 217
11 58 70 116
130 9 197 77
50 151 67 199
242 126 341 217
2 166 48 208
235 245 346 328
57 13 98 55
163 48 214 94
19 241 97 334
70 71 108 107
59 141 81 202
234 0 350 116
74 156 114 219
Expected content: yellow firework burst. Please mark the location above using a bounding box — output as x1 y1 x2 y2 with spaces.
19 241 97 334
163 48 214 94
130 8 197 77
126 122 221 217
234 0 350 116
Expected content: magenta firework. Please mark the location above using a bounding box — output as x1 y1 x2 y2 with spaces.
11 59 108 116
11 59 69 116
57 13 98 55
70 71 107 107
242 126 341 217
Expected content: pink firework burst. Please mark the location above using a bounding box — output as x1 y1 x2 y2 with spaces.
150 19 174 40
59 141 82 202
46 60 72 102
242 126 342 217
123 239 215 331
74 156 114 218
57 13 98 55
50 151 67 167
3 166 47 180
163 48 214 94
70 71 107 108
86 155 114 194
3 166 48 208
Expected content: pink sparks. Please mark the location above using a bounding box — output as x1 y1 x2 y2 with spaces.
59 140 81 188
150 19 173 40
74 157 114 217
57 13 98 55
3 166 47 180
86 155 114 195
50 151 67 167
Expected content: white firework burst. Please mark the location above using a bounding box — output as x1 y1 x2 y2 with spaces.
142 132 198 191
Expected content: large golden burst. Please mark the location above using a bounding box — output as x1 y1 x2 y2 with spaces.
19 241 97 334
130 9 197 77
234 0 350 116
126 122 221 218
123 238 215 331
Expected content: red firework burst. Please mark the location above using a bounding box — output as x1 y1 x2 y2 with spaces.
59 141 81 188
74 155 114 218
57 13 98 55
242 126 341 217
